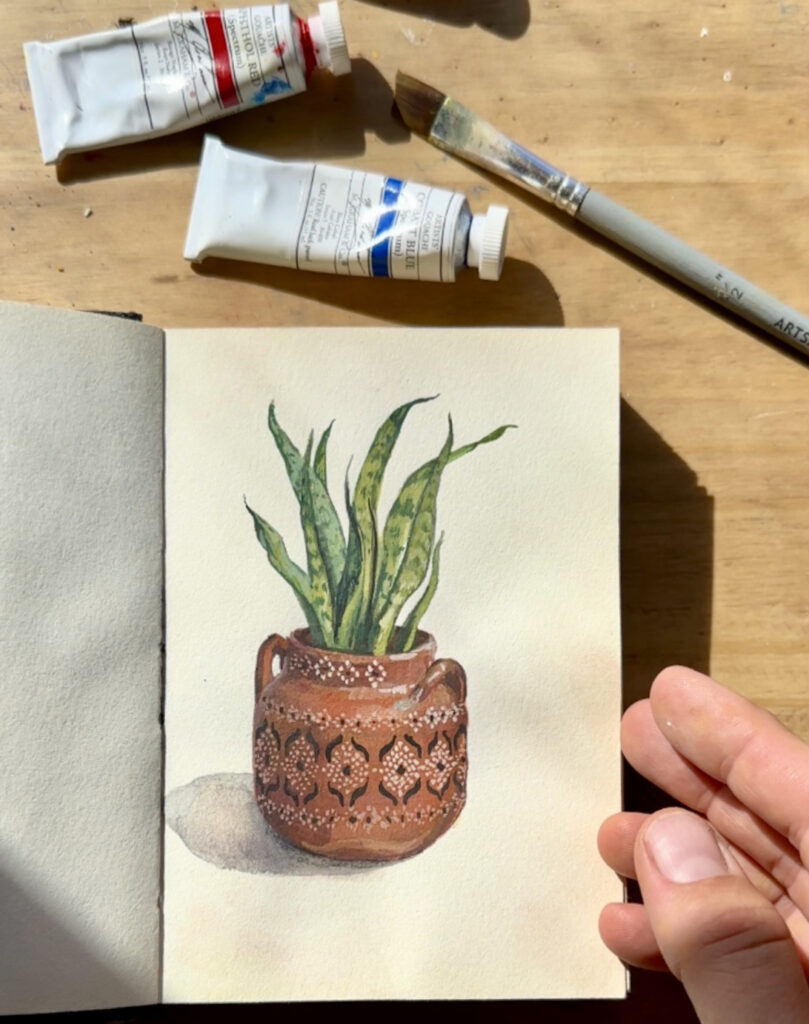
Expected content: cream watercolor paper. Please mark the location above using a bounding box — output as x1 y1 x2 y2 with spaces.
162 326 624 1001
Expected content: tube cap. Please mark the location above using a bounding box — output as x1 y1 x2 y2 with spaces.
308 2 351 76
466 205 509 280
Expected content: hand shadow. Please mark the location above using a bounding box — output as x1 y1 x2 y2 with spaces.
56 59 408 185
354 0 531 39
191 255 564 327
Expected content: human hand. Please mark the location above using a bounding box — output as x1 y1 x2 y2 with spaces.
598 666 809 1023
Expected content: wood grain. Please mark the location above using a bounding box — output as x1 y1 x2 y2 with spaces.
2 1 807 1018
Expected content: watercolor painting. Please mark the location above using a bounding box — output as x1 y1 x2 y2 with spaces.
161 326 622 1001
246 398 513 861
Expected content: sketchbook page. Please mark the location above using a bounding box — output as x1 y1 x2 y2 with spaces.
0 302 164 1014
162 325 624 1001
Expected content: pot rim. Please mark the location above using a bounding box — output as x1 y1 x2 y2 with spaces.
288 628 436 663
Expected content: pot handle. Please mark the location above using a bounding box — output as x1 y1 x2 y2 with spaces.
414 658 467 704
254 633 289 699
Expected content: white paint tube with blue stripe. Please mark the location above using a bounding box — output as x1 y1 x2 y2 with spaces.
184 136 510 281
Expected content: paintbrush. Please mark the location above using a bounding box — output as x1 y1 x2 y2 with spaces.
394 71 809 360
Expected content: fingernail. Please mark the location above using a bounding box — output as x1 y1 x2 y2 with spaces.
644 811 729 883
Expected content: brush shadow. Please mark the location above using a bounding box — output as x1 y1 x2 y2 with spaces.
191 255 564 326
353 0 531 39
56 59 406 184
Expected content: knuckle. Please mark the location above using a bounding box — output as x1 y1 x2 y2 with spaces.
680 901 792 974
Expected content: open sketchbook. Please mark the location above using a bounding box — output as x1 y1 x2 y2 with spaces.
0 300 624 1012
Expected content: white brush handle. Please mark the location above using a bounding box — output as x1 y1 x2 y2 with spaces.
577 189 809 356
430 96 809 357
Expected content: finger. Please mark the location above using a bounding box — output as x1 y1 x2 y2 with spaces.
599 811 807 931
599 807 769 895
599 812 809 977
623 689 809 928
600 800 809 976
650 666 809 863
598 812 648 879
636 808 809 1024
726 841 809 976
598 901 668 971
622 694 720 809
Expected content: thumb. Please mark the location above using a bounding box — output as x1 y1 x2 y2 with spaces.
636 809 809 1024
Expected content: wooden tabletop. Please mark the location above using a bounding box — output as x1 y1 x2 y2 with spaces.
3 1 807 1020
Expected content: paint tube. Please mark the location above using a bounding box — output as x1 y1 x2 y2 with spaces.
24 3 350 165
184 136 510 281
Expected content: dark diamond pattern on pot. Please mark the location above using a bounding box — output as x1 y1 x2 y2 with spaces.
254 711 467 833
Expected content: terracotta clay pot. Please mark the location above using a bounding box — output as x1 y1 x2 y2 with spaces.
253 629 468 861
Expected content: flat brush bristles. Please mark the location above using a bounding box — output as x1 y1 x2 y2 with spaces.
394 71 445 137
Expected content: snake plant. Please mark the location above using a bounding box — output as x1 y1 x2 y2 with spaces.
246 398 514 655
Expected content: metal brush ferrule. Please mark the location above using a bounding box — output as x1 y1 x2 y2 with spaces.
432 100 588 215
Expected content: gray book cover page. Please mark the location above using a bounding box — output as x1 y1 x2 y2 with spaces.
0 302 164 1013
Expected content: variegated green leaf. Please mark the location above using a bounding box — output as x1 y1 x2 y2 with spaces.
307 463 346 603
392 532 444 653
353 397 437 514
373 421 509 620
299 435 335 646
267 401 306 500
269 403 346 604
313 420 333 491
335 468 359 640
446 423 516 465
336 497 377 651
337 396 435 644
371 418 453 654
244 500 324 646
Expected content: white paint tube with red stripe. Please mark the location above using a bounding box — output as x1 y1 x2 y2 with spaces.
24 3 350 165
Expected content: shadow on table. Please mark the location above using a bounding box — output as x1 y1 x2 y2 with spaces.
55 59 407 185
353 0 531 39
590 400 712 1023
191 254 564 326
620 400 714 710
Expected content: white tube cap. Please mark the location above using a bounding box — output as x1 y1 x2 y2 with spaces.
308 2 351 76
466 205 510 280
